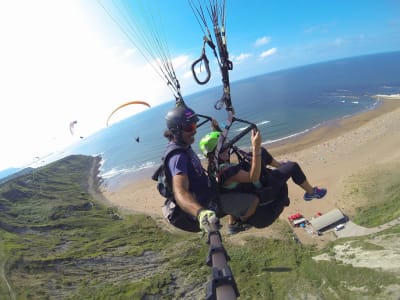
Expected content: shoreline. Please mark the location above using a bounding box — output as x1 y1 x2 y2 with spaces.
265 96 395 157
99 94 400 246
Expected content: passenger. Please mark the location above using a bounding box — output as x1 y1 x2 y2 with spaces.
199 130 327 234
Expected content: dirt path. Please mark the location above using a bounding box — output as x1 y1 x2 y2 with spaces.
0 260 15 300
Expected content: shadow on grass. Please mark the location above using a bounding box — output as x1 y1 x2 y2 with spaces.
262 266 292 273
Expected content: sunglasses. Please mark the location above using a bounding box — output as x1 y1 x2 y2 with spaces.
182 123 197 132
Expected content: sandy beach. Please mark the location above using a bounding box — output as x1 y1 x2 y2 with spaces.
102 95 400 245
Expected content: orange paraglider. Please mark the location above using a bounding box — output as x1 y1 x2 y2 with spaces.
106 101 151 126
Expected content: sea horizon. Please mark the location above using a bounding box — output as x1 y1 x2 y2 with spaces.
6 51 400 186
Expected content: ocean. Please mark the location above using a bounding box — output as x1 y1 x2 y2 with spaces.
51 51 400 186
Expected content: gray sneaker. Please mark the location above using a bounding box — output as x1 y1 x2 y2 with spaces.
227 222 252 235
304 187 327 201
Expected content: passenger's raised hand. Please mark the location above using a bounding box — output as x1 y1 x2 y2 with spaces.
251 129 261 149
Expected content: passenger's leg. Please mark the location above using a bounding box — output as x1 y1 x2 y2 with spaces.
240 196 259 222
219 192 259 222
271 161 313 193
273 161 327 200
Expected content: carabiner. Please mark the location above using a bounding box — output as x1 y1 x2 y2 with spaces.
191 53 211 85
214 97 224 110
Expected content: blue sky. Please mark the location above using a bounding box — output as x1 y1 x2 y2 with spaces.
1 0 399 171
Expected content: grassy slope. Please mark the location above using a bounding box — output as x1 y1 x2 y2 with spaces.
0 155 399 299
343 162 400 227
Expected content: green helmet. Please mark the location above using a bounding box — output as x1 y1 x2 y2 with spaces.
199 131 221 156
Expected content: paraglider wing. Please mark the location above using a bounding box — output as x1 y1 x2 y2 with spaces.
106 101 151 126
69 120 78 135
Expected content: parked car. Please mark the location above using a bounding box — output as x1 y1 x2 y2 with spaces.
335 224 345 231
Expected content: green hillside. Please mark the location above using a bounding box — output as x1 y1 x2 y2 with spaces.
1 155 398 299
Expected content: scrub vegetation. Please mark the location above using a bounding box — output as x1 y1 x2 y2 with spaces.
344 163 400 227
1 155 399 299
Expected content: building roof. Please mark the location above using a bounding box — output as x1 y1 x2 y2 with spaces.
293 217 307 225
309 208 345 231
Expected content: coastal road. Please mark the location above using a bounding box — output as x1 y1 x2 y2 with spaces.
335 217 400 238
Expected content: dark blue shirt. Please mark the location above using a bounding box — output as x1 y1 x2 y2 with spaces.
167 144 214 208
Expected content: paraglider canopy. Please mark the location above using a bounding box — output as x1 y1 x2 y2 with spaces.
106 100 151 126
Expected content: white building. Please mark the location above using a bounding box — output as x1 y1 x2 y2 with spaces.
309 208 345 232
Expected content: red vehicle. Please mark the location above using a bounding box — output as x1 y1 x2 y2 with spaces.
288 213 302 221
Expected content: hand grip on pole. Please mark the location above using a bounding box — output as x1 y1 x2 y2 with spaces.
206 218 239 300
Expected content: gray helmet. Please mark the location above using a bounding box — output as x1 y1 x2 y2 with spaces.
165 105 199 133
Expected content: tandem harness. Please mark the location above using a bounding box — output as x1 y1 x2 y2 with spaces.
151 143 222 232
217 146 290 207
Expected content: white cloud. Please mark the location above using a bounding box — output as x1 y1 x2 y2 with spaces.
333 38 345 46
172 55 190 69
122 48 137 59
259 48 278 59
232 53 252 64
254 36 271 47
183 69 194 79
0 1 173 170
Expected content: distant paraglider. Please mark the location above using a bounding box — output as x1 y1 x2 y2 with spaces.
69 120 78 135
69 120 84 139
135 136 140 143
106 100 151 126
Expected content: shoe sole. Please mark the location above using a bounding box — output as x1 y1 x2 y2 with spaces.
227 227 252 235
304 194 327 201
